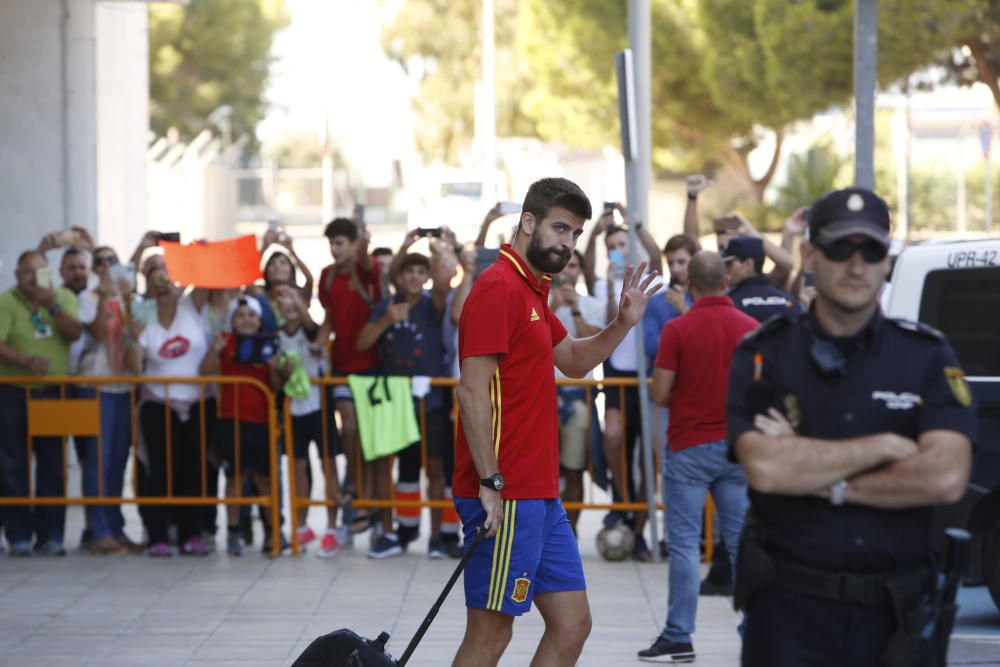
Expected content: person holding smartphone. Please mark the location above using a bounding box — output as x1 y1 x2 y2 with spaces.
584 206 662 562
356 250 455 559
0 250 82 556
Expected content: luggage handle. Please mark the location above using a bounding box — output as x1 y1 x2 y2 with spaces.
397 526 486 666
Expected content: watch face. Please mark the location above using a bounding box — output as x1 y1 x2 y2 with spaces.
494 475 504 490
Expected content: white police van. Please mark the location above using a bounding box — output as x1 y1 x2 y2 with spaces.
883 238 1000 612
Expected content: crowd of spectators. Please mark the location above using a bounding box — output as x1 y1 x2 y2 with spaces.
0 174 811 562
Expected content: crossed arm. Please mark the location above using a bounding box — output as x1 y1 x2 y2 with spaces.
734 414 972 509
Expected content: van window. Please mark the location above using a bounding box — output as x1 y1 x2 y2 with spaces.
918 267 1000 376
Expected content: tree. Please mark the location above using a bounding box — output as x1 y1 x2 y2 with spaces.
149 0 289 146
381 0 534 164
943 0 1000 109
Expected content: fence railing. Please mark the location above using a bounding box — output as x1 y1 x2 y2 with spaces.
0 374 717 562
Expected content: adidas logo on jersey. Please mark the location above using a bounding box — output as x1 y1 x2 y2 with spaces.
529 308 540 322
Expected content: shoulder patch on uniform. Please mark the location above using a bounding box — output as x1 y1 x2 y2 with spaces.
944 367 973 407
742 311 796 342
886 318 943 340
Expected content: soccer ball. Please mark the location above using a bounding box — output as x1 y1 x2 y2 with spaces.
596 524 635 561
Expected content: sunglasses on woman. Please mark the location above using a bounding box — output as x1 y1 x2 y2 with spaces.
818 238 889 263
93 255 118 267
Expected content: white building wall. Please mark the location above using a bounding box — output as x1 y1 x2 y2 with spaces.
0 0 66 286
0 0 147 290
96 1 149 259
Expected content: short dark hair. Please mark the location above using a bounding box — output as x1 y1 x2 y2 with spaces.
398 253 430 273
324 217 359 241
605 225 628 241
60 246 87 267
372 247 393 257
17 250 44 267
521 177 592 226
663 234 699 256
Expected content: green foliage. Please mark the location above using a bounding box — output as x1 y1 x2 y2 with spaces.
381 0 533 164
149 0 289 146
384 0 982 200
776 143 849 215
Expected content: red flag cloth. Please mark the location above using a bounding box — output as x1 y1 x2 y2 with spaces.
160 235 262 289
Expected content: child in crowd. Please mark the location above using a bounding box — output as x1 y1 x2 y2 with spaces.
274 288 347 557
200 297 285 556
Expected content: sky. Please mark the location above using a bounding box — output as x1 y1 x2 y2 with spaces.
257 0 413 186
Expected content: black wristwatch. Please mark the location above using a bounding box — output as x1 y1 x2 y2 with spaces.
480 473 504 492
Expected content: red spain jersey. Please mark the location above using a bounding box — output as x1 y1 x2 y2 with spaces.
453 244 569 499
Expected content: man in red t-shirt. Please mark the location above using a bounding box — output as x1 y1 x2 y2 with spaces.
637 251 758 663
452 178 660 667
316 216 382 545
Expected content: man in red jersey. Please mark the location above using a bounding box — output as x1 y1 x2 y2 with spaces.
452 177 660 667
316 215 382 549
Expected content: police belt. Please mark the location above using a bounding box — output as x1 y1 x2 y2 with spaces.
771 558 929 607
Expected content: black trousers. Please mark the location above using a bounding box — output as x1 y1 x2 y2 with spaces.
742 587 945 667
139 400 206 545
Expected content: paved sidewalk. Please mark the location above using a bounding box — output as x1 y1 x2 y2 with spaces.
0 506 997 665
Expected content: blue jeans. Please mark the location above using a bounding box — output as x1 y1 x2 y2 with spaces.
0 385 66 547
80 391 132 539
661 440 749 644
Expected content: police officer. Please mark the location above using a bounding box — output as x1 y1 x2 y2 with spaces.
723 236 801 323
727 187 976 667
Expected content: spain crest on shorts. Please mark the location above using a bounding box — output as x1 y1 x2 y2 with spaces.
511 577 531 603
944 367 972 407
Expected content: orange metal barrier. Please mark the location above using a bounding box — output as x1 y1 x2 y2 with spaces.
0 374 719 562
284 377 710 559
0 375 283 557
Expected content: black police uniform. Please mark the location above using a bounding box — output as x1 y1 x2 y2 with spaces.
728 274 801 324
727 308 976 667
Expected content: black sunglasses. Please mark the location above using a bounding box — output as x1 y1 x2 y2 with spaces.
93 255 118 267
819 239 888 263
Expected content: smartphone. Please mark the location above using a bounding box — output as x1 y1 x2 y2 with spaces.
608 250 626 280
54 230 79 247
130 299 158 326
233 334 279 365
804 271 815 288
109 263 136 291
497 202 521 217
603 202 615 214
714 215 741 233
353 203 365 220
416 227 442 238
669 275 682 288
155 232 181 244
267 218 281 231
35 267 53 289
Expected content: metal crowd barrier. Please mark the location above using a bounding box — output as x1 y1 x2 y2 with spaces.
0 375 284 557
0 375 717 562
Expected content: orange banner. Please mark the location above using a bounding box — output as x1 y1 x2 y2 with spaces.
160 235 262 288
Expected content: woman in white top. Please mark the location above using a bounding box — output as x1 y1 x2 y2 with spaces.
125 265 210 557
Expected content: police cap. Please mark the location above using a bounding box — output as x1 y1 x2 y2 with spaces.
808 187 891 247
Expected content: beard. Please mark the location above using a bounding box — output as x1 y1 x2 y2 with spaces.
526 235 571 274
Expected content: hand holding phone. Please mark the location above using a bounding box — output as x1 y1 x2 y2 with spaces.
608 250 626 280
155 232 181 244
497 202 521 217
416 227 442 238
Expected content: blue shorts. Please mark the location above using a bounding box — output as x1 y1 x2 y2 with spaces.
454 497 586 617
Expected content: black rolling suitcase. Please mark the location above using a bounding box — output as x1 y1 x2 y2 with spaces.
291 529 483 667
